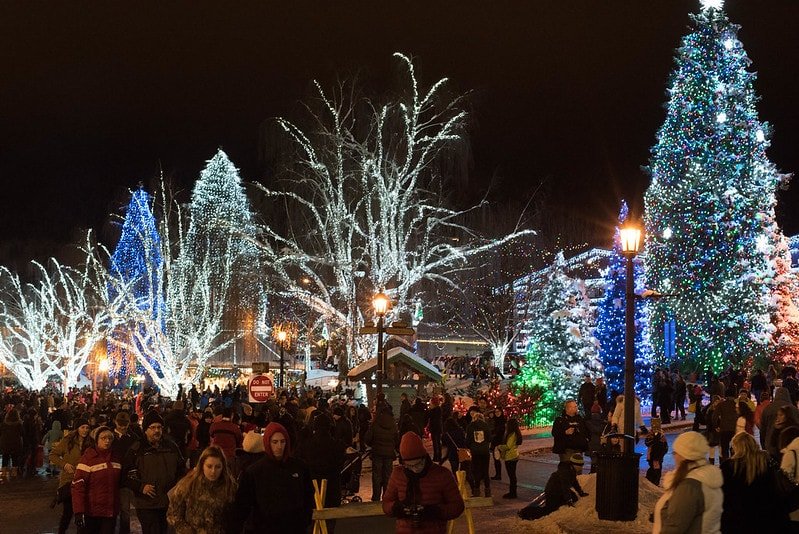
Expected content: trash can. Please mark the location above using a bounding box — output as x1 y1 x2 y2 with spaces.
594 433 641 521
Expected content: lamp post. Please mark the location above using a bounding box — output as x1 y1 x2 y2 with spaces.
619 225 642 440
277 330 287 389
373 291 389 396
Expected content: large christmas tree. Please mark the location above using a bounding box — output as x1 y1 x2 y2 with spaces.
644 0 785 372
183 150 267 361
107 188 165 381
519 252 602 417
596 201 653 397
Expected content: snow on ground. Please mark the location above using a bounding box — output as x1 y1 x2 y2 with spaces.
488 473 663 534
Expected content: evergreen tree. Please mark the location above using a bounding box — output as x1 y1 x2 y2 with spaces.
595 201 653 397
183 150 267 359
643 1 786 372
521 252 602 418
770 229 799 365
107 188 164 380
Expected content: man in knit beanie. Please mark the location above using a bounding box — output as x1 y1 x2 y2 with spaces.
382 432 465 533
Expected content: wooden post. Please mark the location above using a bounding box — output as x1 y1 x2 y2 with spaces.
312 479 329 534
447 470 476 534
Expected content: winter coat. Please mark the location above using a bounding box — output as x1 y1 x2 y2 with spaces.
0 420 23 455
781 436 799 522
163 409 192 451
712 398 738 433
720 457 789 532
585 413 606 453
333 416 353 447
382 460 465 534
295 430 346 508
489 413 506 448
232 455 314 534
233 431 266 479
410 402 427 436
42 420 63 449
49 433 84 489
497 432 519 462
653 461 723 534
443 423 466 463
552 413 589 454
209 418 242 460
465 419 491 456
123 437 185 510
71 447 122 518
543 461 585 512
426 405 443 434
364 411 398 458
762 387 799 457
167 474 235 534
610 396 643 436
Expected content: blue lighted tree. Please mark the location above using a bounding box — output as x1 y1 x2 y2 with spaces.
596 201 652 398
107 188 165 381
643 2 785 372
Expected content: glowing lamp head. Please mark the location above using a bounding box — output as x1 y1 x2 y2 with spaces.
373 292 390 316
98 359 110 373
277 330 288 343
619 226 641 255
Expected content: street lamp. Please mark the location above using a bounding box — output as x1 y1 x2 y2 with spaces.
619 225 641 440
277 329 288 389
373 291 389 395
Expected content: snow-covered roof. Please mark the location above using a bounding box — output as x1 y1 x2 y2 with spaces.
347 346 442 382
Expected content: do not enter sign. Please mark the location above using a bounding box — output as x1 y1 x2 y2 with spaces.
248 374 274 403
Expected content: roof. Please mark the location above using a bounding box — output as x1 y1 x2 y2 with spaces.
347 346 442 382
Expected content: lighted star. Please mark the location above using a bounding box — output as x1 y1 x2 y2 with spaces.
700 0 724 10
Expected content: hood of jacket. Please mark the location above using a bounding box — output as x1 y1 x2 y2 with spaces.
686 462 723 489
50 420 62 433
773 387 792 404
784 436 799 454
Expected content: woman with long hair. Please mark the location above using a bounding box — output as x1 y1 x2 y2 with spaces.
770 405 799 463
49 417 91 534
71 426 122 534
167 445 237 534
704 395 723 464
0 407 24 475
653 431 723 533
498 418 523 499
720 432 789 531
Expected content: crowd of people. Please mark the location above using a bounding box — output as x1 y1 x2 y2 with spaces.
3 363 799 533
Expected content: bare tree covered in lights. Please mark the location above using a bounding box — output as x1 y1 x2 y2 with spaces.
107 183 239 397
256 53 533 371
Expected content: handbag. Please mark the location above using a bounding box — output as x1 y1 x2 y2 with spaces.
687 402 696 414
457 448 472 463
772 457 799 514
493 447 502 461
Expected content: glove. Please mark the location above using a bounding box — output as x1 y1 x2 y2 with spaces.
75 513 86 528
391 501 408 518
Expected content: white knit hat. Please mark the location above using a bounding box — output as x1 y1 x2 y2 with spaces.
672 431 709 461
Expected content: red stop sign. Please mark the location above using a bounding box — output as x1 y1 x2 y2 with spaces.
248 374 274 403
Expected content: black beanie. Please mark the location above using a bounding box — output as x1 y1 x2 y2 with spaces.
142 410 164 432
73 416 90 430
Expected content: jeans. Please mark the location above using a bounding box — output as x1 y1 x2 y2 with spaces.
79 516 116 534
58 493 74 534
136 508 168 534
719 431 735 461
470 453 490 494
430 432 442 463
370 455 394 501
117 488 133 534
505 460 518 495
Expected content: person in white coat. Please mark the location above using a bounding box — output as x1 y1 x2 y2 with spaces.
653 431 723 534
779 426 799 522
610 395 644 435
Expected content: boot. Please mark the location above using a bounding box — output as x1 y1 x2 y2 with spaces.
484 486 491 498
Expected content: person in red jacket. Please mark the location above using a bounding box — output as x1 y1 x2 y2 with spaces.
209 407 242 460
383 432 465 534
71 426 122 534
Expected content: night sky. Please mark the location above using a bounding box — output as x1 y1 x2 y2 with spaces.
1 1 798 264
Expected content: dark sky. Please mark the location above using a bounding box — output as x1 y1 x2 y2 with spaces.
1 1 798 262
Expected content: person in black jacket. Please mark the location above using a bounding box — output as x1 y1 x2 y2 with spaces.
122 410 185 534
332 406 353 448
442 416 466 474
163 401 192 459
578 376 596 417
364 405 399 502
551 400 589 462
426 397 443 464
409 398 427 438
232 422 314 534
489 407 506 480
295 415 346 533
543 454 588 513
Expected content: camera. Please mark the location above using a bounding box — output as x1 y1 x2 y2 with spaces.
405 504 425 527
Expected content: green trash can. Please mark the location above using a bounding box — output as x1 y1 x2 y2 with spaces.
594 434 641 521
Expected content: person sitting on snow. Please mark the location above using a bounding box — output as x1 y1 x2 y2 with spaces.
544 453 588 513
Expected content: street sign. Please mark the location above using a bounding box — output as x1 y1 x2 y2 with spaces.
252 362 269 374
359 326 378 335
248 374 274 403
385 327 416 336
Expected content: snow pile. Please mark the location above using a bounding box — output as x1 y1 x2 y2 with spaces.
492 473 664 533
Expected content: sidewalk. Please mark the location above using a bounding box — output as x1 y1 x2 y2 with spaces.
517 413 695 456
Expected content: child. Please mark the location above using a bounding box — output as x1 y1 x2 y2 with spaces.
644 417 668 486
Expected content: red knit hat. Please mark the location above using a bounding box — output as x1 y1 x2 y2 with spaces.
399 432 428 461
263 422 291 462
